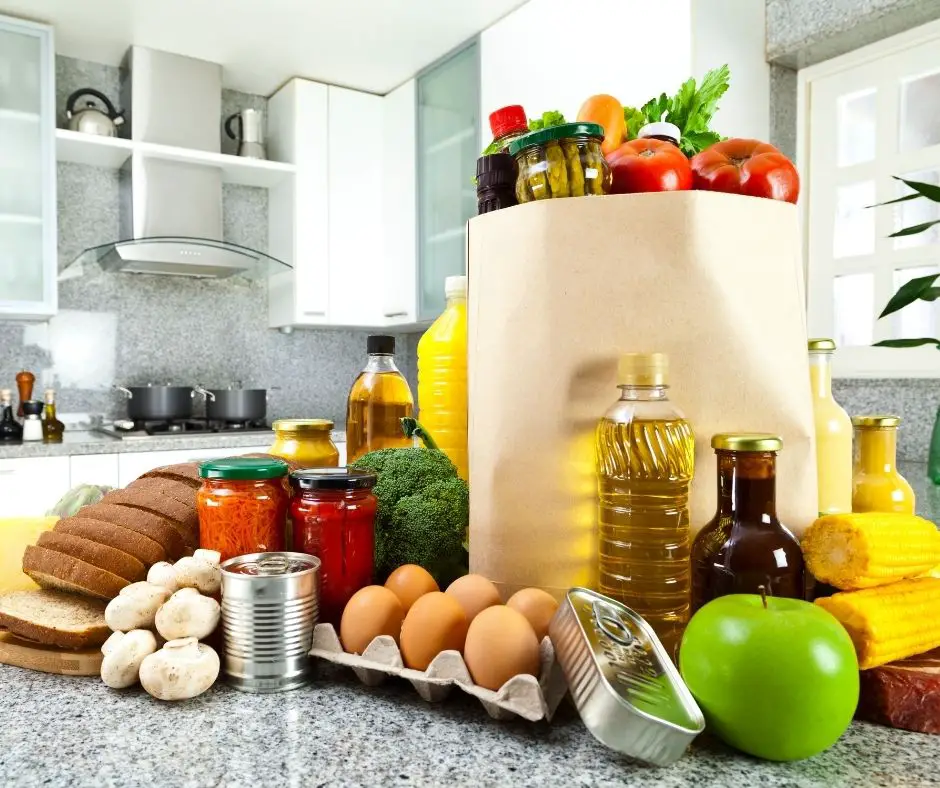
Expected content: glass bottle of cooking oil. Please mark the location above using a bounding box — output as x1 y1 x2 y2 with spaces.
595 353 694 658
346 335 415 463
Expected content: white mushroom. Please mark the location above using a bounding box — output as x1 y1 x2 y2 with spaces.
146 561 179 592
154 587 220 641
105 582 172 632
139 637 220 701
173 553 222 595
100 630 158 689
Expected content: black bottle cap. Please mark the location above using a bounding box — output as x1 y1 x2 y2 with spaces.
21 400 43 416
367 335 395 355
476 153 516 190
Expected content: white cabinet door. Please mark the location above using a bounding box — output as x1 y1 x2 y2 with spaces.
117 446 272 487
69 454 120 489
0 457 71 517
327 86 385 327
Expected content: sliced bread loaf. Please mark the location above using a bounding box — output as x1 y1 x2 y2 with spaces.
138 462 202 490
78 500 185 559
54 517 166 566
22 546 129 600
37 531 146 583
126 476 197 511
0 589 108 649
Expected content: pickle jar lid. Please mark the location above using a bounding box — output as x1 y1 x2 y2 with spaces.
711 433 783 452
290 468 377 491
618 352 668 387
199 457 289 480
507 122 604 157
852 415 901 428
808 338 837 352
272 418 334 433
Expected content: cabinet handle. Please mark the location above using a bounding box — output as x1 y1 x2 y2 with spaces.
303 311 326 317
384 311 408 318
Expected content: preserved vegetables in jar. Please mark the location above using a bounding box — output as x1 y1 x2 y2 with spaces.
269 419 339 467
289 469 377 626
197 457 290 562
508 122 610 202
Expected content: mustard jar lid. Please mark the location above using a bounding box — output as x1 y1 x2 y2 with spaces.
852 415 901 428
272 418 334 433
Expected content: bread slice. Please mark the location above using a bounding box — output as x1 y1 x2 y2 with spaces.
54 518 166 566
138 462 202 490
79 500 185 559
0 589 108 649
22 546 129 600
126 476 197 511
37 531 146 583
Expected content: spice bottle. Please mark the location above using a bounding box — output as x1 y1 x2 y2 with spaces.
0 390 22 443
42 389 65 444
851 416 915 514
484 105 529 155
690 434 804 613
638 122 682 148
21 400 43 442
476 154 518 214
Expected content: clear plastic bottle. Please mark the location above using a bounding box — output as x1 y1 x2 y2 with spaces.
417 276 468 479
595 353 694 657
345 335 415 464
808 339 852 515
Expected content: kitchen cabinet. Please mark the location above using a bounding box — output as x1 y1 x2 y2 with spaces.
69 453 120 489
0 15 56 321
0 457 70 517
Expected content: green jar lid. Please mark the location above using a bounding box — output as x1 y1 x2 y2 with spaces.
199 457 289 480
507 122 604 157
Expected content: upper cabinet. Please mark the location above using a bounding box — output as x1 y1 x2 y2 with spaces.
0 16 56 321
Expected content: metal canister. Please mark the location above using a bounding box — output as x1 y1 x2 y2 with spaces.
221 552 320 693
549 588 705 766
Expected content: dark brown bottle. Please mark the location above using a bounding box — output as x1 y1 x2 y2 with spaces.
0 389 22 443
476 153 518 214
690 433 804 613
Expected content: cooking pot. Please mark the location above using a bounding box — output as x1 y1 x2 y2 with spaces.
195 384 267 423
114 384 194 421
66 89 125 137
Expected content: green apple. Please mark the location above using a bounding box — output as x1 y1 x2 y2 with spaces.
679 593 858 761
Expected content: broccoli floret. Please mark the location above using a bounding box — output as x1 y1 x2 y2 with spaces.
361 448 457 522
350 447 400 476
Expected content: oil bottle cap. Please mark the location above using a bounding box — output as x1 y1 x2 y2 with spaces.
445 276 467 299
618 353 668 387
367 335 395 355
852 415 901 428
711 433 783 452
808 338 836 352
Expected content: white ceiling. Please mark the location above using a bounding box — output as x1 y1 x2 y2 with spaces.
0 0 529 95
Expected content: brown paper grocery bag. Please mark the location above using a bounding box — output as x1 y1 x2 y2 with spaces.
466 191 817 600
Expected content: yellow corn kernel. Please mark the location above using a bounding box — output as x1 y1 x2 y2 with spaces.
802 512 940 591
816 577 940 669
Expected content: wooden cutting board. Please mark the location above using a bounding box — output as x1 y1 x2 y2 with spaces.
0 630 101 676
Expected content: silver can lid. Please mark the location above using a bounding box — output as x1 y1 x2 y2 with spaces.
222 552 319 577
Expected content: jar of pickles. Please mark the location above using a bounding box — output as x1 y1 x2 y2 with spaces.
197 457 290 562
269 419 339 467
508 122 611 202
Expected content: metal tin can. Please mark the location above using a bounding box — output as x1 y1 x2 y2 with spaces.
549 587 705 766
221 551 320 693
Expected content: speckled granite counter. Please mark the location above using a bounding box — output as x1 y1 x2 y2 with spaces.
0 663 936 788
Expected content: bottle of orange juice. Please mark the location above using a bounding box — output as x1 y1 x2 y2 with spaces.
417 276 468 479
808 339 852 515
851 415 915 514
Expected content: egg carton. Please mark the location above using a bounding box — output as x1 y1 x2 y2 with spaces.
309 623 568 721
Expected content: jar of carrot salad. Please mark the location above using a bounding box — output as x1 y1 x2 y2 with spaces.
197 457 290 562
289 468 377 626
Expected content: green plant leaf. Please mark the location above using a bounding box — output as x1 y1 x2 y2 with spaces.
894 176 940 202
873 338 940 349
878 272 940 318
866 192 921 208
889 219 940 237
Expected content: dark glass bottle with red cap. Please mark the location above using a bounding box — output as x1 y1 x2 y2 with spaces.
484 105 529 155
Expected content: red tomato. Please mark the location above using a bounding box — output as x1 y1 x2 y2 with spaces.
691 139 800 203
607 139 693 194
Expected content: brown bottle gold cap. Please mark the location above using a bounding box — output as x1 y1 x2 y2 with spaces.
711 433 783 452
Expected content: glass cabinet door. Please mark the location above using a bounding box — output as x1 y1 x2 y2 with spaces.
416 41 479 321
0 17 55 317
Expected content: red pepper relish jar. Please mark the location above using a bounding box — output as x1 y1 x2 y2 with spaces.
289 468 378 626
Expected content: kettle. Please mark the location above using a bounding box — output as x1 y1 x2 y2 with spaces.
66 89 125 137
225 109 266 160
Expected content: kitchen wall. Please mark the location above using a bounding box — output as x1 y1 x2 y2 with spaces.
0 55 418 426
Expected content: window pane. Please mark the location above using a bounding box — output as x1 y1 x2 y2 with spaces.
894 170 940 249
833 273 874 347
837 89 876 167
892 266 939 339
833 181 876 258
900 71 940 151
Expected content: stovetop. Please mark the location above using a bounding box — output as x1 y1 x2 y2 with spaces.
96 419 272 440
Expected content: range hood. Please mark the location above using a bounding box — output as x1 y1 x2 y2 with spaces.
60 47 289 281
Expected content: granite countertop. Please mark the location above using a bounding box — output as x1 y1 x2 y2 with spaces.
0 663 936 788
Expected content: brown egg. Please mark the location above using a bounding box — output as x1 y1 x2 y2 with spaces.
400 591 469 671
445 574 501 623
385 564 439 612
464 605 541 691
506 587 560 641
339 585 404 655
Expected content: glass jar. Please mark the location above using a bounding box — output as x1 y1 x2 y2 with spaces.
508 122 611 201
269 419 339 467
690 434 805 613
197 457 290 562
851 416 915 514
289 469 378 626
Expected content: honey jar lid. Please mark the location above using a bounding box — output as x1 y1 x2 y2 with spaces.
711 433 782 452
852 415 901 428
272 418 334 433
199 456 288 480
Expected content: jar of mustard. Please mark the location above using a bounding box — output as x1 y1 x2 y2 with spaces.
269 419 339 468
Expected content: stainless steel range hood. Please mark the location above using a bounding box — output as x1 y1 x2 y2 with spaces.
60 47 288 281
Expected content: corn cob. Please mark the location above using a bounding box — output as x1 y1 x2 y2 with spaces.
801 512 940 591
816 577 940 669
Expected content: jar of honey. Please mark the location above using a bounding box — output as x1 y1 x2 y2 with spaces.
269 419 339 468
